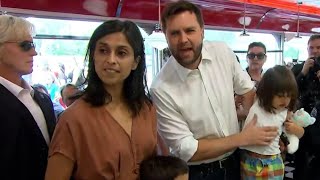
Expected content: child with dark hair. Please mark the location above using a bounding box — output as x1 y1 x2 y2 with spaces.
140 156 189 180
240 65 304 180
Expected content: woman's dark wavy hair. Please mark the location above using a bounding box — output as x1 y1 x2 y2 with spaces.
82 20 151 117
256 65 298 113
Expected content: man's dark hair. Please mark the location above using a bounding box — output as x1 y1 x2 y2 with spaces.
308 34 320 45
140 156 189 180
161 0 204 32
247 42 267 53
60 83 78 100
257 65 298 113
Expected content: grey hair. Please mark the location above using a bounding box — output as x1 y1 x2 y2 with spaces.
0 15 35 43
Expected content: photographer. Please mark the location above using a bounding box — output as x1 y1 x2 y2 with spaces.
292 39 320 113
292 34 320 180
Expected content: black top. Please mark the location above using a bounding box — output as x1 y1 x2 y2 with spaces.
0 84 56 180
292 62 320 113
245 67 263 88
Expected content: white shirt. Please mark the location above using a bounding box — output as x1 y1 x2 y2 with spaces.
241 100 287 155
0 76 50 145
150 41 254 164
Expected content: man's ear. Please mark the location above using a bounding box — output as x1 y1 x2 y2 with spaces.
201 28 204 40
0 48 3 64
132 56 140 70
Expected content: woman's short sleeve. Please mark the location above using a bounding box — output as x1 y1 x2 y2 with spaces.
48 114 76 162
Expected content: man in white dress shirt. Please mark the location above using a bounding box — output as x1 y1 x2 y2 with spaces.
150 1 278 179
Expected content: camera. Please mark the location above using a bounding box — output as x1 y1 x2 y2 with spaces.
311 56 320 72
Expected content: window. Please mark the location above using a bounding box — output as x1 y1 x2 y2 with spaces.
204 30 281 70
283 35 309 65
23 17 154 101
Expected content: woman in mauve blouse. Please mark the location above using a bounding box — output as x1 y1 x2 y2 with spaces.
45 20 157 180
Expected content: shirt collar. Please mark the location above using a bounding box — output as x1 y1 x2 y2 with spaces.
172 43 213 81
0 76 34 97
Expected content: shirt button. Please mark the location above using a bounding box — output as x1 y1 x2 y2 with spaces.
132 168 138 174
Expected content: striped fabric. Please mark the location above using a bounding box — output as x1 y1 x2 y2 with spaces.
240 150 284 180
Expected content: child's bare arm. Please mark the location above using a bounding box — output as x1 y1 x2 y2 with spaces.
284 120 305 138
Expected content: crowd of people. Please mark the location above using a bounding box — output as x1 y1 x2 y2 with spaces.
1 0 320 180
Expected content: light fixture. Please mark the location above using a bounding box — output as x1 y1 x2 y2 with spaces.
284 32 296 42
282 24 290 31
295 2 302 38
82 0 108 16
145 0 168 50
240 0 250 36
238 16 252 26
311 27 320 33
240 29 250 36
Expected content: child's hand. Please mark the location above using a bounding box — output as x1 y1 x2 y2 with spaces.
235 95 247 121
284 120 305 138
234 95 243 109
284 119 295 133
286 111 293 121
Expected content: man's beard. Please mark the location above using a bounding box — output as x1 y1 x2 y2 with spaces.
174 42 202 68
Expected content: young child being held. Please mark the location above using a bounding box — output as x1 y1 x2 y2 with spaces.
240 65 304 180
140 156 189 180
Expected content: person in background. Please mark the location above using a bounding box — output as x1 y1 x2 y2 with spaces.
292 34 320 180
33 83 65 118
292 34 320 114
306 102 320 179
246 42 267 87
140 156 189 180
240 65 303 180
0 15 56 180
235 42 267 124
60 83 81 107
150 1 278 179
45 19 157 180
43 72 60 100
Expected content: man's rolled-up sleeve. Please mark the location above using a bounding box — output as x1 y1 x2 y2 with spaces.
150 88 198 162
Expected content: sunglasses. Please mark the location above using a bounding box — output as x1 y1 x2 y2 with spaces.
3 41 35 52
247 53 266 60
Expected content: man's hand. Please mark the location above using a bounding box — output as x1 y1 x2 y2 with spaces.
301 58 315 75
241 114 278 146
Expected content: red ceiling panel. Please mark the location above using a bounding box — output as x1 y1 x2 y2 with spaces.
1 0 320 34
1 0 119 17
232 0 320 15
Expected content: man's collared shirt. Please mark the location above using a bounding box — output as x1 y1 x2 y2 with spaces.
151 41 254 164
